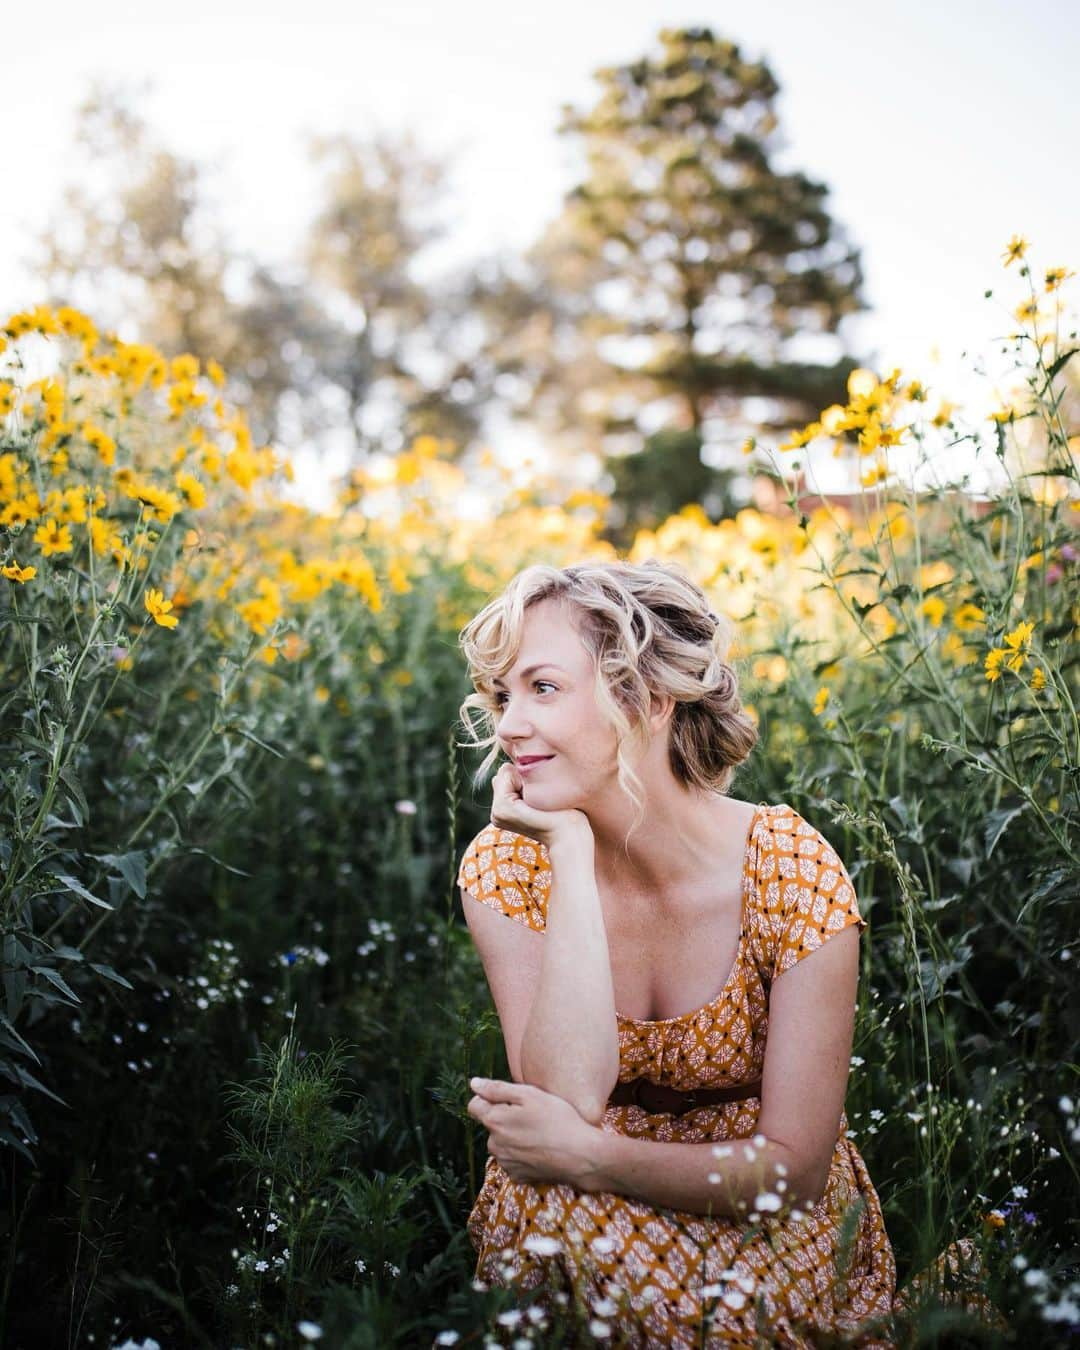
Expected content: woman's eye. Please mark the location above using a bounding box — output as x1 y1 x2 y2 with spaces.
493 681 555 707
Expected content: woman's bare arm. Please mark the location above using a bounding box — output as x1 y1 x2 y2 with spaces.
518 829 620 1125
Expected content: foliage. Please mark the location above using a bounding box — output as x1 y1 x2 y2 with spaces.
1 234 1078 1348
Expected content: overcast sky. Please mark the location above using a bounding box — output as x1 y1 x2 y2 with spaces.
2 0 1077 501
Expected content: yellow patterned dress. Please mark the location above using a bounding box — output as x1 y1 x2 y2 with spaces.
457 802 898 1348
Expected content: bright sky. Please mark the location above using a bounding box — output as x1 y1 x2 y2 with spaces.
3 0 1077 505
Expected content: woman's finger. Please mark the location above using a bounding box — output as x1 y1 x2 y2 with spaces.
472 1077 522 1105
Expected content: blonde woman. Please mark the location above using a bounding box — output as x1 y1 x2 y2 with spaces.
455 558 897 1347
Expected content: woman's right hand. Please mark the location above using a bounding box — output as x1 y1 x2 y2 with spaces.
489 761 593 852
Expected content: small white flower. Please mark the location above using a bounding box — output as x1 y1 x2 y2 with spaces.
395 799 418 815
297 1322 323 1341
254 1260 269 1272
495 1310 523 1328
711 1144 733 1159
384 1261 400 1277
588 1319 611 1338
707 1171 722 1184
752 1133 767 1147
754 1192 782 1212
1044 1296 1080 1322
434 1333 460 1346
1011 1184 1029 1198
850 1055 865 1067
355 1257 367 1273
1048 1147 1060 1159
1058 1096 1074 1114
1023 1268 1050 1288
592 1297 618 1316
526 1306 547 1325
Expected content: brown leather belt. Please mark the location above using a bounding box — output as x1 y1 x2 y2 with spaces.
608 1076 763 1116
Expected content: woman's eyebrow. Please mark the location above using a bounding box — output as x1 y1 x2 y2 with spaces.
492 663 568 687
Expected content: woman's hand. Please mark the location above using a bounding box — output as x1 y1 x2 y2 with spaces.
489 761 593 852
467 1076 603 1188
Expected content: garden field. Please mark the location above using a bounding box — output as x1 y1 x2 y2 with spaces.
1 247 1077 1348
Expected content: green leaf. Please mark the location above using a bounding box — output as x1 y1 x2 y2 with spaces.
2 1062 68 1106
985 803 1027 858
1044 345 1078 384
0 1123 37 1162
98 851 147 900
58 766 89 828
53 873 113 911
0 1015 41 1064
225 725 287 758
89 964 134 991
30 967 81 1005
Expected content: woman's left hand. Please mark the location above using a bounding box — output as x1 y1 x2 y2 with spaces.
467 1077 602 1188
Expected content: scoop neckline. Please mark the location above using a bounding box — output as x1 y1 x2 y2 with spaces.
614 800 771 1027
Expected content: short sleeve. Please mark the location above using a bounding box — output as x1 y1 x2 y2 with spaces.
456 825 549 933
758 805 866 981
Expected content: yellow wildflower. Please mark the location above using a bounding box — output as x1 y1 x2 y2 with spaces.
166 378 208 418
175 471 207 509
920 596 947 627
34 519 73 557
0 382 15 416
81 421 117 466
206 359 226 388
56 307 98 347
88 516 125 558
1 496 41 527
144 588 179 629
1003 619 1034 672
1001 236 1027 267
812 686 830 715
931 401 955 427
1014 298 1039 324
1030 667 1047 692
1044 267 1074 293
2 560 36 582
953 602 986 633
170 353 200 382
984 649 1006 682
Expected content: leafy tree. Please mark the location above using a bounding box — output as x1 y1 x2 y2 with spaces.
467 26 868 533
33 85 498 466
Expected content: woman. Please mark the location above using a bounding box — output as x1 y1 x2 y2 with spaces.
453 558 896 1347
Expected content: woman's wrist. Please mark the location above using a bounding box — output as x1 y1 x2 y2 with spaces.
572 1117 614 1192
546 824 594 866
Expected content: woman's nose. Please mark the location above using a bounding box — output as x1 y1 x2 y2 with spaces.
496 698 532 742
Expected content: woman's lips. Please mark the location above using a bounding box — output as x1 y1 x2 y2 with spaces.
518 756 554 774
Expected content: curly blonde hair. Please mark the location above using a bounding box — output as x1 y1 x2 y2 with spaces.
456 559 758 848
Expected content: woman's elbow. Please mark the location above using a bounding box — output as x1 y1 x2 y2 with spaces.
791 1155 831 1210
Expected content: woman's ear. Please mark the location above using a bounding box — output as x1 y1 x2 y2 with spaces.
648 690 676 732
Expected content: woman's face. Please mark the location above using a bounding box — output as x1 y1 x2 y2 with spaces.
492 598 621 805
